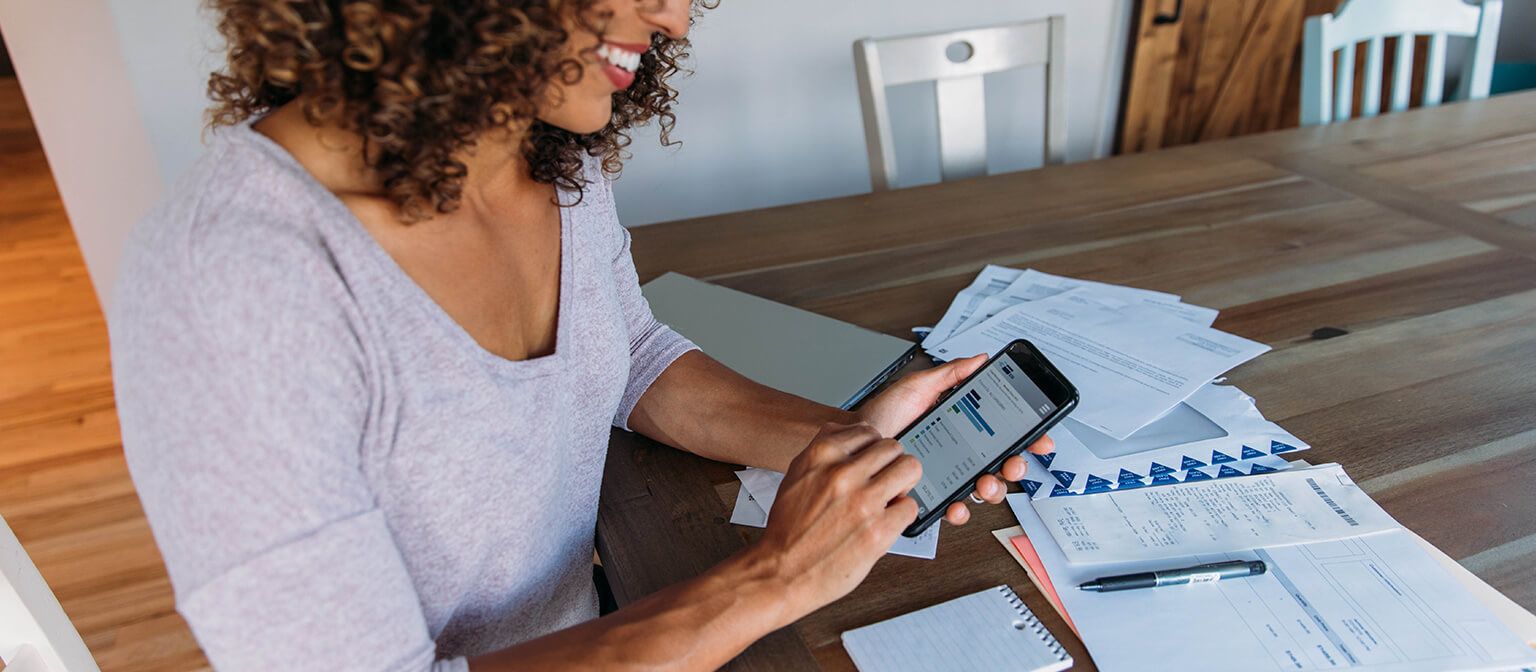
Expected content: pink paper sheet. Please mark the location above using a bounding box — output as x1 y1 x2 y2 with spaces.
1010 534 1079 636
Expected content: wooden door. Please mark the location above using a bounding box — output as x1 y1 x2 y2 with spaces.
1118 0 1340 153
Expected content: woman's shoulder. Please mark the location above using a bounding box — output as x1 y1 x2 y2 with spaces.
111 124 366 349
144 126 340 253
118 125 349 299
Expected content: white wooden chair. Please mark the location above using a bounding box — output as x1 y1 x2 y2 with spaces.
1301 0 1503 125
854 17 1067 191
0 514 99 672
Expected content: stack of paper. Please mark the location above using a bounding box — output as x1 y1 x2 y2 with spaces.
923 268 1302 497
1000 464 1536 671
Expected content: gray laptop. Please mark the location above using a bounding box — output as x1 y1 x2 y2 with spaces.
642 273 919 409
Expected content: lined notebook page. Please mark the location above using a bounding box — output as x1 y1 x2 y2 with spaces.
842 585 1072 672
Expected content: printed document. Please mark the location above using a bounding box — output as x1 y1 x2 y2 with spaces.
1010 494 1536 672
921 265 1023 348
947 269 1207 341
1032 464 1398 563
931 287 1269 439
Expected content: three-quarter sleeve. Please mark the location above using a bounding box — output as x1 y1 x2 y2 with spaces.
594 179 697 430
111 214 462 671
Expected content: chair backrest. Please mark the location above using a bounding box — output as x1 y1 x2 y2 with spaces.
0 515 100 672
854 17 1067 191
1301 0 1503 125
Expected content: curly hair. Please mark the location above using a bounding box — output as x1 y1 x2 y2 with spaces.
206 0 702 221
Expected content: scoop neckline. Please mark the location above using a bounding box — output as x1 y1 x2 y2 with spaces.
233 121 575 380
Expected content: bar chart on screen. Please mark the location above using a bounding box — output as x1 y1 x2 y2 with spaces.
952 390 995 436
904 417 981 501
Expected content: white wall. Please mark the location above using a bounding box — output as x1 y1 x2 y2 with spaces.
613 0 1133 225
104 0 221 187
7 0 1130 301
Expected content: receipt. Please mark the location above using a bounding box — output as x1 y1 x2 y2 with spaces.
1032 463 1398 564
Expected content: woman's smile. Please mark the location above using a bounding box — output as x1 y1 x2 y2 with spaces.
595 40 649 89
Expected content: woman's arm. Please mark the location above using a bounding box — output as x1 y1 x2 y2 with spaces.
471 423 919 671
626 350 856 472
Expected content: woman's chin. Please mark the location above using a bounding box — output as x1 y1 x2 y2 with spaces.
538 107 614 136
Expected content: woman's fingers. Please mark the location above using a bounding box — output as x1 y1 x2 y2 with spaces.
999 454 1028 482
880 496 921 534
867 449 922 501
944 501 971 525
908 354 986 394
974 474 1006 503
802 422 884 467
1025 434 1055 455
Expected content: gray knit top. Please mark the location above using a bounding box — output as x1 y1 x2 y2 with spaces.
109 123 695 671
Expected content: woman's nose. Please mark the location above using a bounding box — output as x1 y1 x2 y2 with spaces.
641 0 690 40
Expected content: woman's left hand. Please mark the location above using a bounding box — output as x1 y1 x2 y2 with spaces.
856 354 1055 526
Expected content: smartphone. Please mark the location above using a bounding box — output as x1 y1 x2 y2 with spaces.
897 339 1078 538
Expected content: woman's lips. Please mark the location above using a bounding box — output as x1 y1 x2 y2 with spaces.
601 61 636 90
596 41 646 90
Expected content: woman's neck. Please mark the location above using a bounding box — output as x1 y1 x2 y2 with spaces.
252 100 544 223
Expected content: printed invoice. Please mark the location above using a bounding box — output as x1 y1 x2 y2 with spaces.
1032 464 1399 564
1010 494 1536 672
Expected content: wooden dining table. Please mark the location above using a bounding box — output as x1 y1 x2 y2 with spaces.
595 90 1536 671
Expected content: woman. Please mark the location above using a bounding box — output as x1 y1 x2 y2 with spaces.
110 0 1051 669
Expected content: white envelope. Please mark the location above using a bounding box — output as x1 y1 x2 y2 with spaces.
1022 383 1309 498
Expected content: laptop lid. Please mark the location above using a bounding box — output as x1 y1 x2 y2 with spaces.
641 273 917 409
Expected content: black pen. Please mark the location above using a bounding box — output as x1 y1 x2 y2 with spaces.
1079 560 1267 592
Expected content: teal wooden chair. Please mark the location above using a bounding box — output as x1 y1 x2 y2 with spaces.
1301 0 1503 125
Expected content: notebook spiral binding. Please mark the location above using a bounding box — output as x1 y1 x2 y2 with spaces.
999 586 1069 661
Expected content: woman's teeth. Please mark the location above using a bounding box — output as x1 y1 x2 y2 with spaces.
596 43 643 73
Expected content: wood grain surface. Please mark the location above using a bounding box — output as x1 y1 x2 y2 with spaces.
600 91 1536 671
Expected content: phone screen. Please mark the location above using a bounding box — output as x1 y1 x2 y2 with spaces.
900 351 1065 519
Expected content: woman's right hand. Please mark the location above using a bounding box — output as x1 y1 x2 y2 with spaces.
751 422 923 619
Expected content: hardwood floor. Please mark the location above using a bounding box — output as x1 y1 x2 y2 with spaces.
0 77 210 671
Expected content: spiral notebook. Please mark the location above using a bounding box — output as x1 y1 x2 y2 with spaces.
841 585 1072 672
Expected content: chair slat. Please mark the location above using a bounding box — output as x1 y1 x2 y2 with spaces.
1043 15 1067 166
1424 32 1447 106
1362 36 1384 117
1336 44 1357 122
1301 16 1332 126
1458 0 1503 101
1390 34 1414 113
935 74 988 182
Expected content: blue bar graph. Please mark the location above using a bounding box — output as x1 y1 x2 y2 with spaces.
952 402 983 432
959 396 995 436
